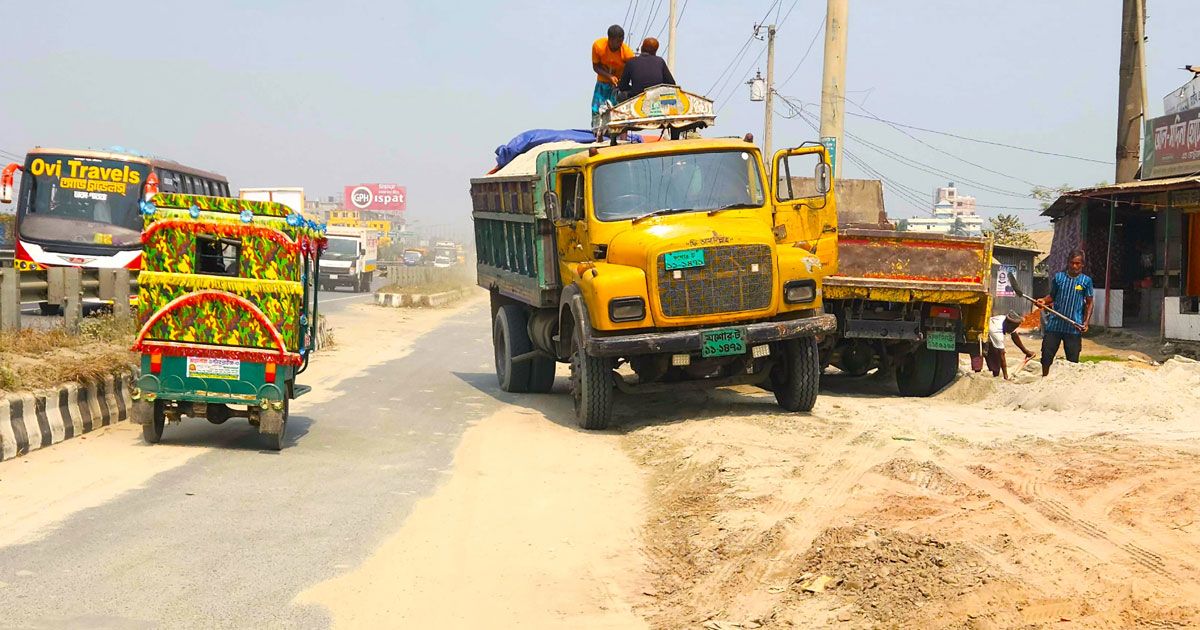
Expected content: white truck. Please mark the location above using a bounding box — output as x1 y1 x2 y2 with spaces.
238 187 306 217
320 225 379 292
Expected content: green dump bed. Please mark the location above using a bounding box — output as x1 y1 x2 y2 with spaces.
471 143 592 308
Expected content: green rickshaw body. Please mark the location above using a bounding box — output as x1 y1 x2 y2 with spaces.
131 193 327 448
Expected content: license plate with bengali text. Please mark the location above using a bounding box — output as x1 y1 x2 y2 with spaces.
329 274 339 280
664 248 706 271
702 328 746 358
926 330 957 351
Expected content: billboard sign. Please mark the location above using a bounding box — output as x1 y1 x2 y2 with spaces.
1164 77 1200 116
995 264 1017 298
1143 107 1200 180
343 183 406 212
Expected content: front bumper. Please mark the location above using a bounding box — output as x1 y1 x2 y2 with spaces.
584 313 837 358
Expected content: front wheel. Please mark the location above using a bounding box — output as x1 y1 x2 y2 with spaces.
570 331 614 430
772 337 821 412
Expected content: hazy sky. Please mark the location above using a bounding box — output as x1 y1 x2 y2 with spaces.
0 0 1193 235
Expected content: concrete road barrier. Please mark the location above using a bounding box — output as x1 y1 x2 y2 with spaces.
0 374 132 462
375 289 464 308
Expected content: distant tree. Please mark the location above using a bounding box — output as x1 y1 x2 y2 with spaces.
1031 184 1074 210
950 216 969 236
985 213 1038 249
896 218 909 231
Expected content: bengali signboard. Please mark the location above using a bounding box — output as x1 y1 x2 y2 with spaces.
342 183 406 212
1164 77 1200 116
1143 107 1200 180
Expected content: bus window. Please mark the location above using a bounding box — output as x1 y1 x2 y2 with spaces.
201 179 211 196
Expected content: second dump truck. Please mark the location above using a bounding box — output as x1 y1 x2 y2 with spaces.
472 86 840 429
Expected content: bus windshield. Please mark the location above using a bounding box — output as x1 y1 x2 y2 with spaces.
17 153 149 248
592 150 765 222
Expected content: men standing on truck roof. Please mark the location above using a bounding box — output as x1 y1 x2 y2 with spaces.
1036 249 1093 376
591 25 635 124
983 311 1034 380
618 37 676 102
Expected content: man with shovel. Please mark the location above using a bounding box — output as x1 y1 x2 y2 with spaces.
1036 249 1094 376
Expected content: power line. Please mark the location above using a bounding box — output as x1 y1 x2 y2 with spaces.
704 35 754 96
623 0 636 34
624 0 640 36
778 13 824 89
640 0 664 43
846 99 1046 188
656 0 688 40
843 107 1112 165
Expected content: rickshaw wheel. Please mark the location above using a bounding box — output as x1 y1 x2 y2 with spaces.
260 396 289 451
141 400 165 444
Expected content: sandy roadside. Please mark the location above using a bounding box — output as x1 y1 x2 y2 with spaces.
622 357 1200 629
296 388 652 629
0 296 482 549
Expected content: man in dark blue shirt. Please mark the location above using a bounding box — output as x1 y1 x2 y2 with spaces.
617 37 676 102
1037 249 1094 376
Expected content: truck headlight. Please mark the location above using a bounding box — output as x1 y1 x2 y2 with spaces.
609 297 646 322
784 280 817 304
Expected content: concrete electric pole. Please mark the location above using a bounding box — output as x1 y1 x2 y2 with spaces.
820 0 848 177
761 24 777 172
667 0 677 72
1115 0 1146 183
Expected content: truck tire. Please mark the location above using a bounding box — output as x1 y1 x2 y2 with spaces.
140 400 165 444
931 350 960 393
896 346 952 397
570 330 614 430
493 305 533 393
528 357 557 393
771 337 821 412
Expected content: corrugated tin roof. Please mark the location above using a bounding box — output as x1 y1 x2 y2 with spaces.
1043 175 1200 217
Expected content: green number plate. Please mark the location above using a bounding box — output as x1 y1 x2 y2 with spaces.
664 248 706 270
702 328 746 358
926 330 957 351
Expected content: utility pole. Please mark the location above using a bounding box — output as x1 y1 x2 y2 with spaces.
1115 0 1146 183
667 0 677 72
762 24 777 171
820 0 849 177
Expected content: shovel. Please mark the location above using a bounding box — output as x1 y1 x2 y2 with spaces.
1007 275 1084 333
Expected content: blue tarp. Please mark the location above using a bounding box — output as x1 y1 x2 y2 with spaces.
494 129 641 169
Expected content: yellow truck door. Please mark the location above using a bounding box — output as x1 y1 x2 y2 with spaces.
770 146 838 274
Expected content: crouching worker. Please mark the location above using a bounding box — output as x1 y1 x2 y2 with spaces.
985 311 1034 380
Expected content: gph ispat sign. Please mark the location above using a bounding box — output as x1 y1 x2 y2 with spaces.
343 183 406 212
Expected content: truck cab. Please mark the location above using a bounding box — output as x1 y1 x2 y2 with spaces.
320 226 379 292
473 87 840 429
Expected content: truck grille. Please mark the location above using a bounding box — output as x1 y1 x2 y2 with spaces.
656 245 773 317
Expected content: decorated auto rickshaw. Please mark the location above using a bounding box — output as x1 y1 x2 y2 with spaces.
130 192 327 450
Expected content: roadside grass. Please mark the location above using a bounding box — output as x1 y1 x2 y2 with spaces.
1079 354 1128 363
0 315 137 394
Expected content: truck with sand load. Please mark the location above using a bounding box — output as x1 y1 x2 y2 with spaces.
471 86 840 429
801 178 993 396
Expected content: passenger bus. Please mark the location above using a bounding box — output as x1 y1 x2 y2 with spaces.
0 147 230 272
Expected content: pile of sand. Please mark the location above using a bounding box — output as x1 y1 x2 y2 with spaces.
938 357 1200 422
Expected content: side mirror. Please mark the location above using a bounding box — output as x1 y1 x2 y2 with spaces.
815 162 832 195
545 190 568 226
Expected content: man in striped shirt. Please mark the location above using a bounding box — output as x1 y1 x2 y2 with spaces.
1037 249 1094 376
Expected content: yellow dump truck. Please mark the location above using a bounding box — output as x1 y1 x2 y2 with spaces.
472 86 839 429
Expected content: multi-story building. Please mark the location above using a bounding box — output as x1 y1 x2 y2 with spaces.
902 183 984 236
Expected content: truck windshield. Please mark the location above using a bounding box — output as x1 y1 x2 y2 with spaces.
17 154 149 248
592 150 765 222
325 236 358 258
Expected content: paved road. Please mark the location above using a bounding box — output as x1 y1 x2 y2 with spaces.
0 300 505 628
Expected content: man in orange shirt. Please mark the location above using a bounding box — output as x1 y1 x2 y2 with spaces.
591 25 635 126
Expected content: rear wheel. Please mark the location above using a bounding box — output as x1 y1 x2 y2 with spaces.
140 400 165 444
528 357 557 393
259 397 289 451
570 330 614 430
772 337 821 412
896 346 958 397
493 305 533 393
